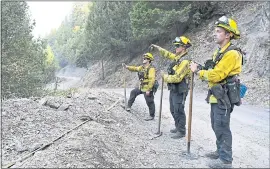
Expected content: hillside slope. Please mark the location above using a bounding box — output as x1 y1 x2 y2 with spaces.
80 1 269 107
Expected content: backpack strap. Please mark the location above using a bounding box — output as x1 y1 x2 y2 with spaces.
214 45 244 65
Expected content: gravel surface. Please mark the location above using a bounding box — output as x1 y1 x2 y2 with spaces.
2 88 269 168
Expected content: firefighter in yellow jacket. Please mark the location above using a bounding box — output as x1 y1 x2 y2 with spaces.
122 53 156 121
151 36 192 139
190 16 242 168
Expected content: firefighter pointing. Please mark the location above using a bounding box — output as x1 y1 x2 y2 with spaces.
122 53 158 121
151 36 193 139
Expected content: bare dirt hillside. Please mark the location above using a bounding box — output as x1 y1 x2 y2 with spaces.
2 88 269 168
80 1 269 108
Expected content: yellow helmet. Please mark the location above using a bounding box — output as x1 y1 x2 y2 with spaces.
143 52 154 61
173 36 192 48
215 16 240 39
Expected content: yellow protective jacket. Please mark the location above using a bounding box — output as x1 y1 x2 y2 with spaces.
199 42 243 103
158 48 192 84
127 64 156 92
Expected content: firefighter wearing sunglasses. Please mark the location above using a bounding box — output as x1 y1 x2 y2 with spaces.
151 36 192 139
122 53 156 121
190 16 243 168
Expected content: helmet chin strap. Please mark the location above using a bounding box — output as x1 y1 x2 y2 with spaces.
176 48 186 56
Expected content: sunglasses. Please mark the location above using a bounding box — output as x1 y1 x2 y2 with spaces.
143 57 149 60
174 44 181 48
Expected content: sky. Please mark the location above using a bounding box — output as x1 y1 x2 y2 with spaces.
27 1 74 38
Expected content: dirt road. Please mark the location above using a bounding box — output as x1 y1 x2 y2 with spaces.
112 88 270 168
45 76 81 90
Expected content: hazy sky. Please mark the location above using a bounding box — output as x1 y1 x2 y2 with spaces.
27 1 74 38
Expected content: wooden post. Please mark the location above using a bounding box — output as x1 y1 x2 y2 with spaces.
101 59 105 80
54 77 58 92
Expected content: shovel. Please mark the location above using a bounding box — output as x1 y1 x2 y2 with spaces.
151 77 164 140
187 72 194 154
181 73 198 159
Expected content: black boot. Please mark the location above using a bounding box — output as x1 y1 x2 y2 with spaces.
170 128 177 133
171 131 185 139
205 151 219 159
208 159 232 168
144 116 154 121
126 107 131 112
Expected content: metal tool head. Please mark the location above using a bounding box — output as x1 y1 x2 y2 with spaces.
181 151 199 160
150 132 163 140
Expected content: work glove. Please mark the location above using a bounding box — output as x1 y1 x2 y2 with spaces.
160 70 166 80
190 61 199 74
122 63 128 69
150 44 161 51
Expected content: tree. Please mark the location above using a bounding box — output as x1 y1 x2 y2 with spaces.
46 2 91 68
84 1 133 61
129 1 192 42
1 1 48 99
46 1 218 69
